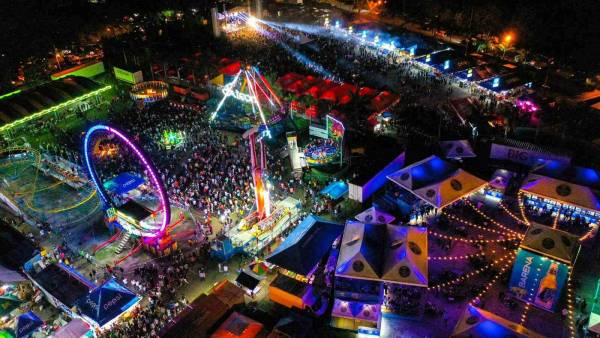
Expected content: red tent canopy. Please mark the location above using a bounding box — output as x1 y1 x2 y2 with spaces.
359 87 377 97
371 91 400 112
218 59 241 76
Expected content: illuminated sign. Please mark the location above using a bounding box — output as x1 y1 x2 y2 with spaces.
492 77 500 88
443 60 450 70
425 54 431 62
467 68 473 78
508 249 568 312
221 82 253 103
409 46 416 56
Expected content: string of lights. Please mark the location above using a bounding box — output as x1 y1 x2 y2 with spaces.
428 251 487 261
429 229 520 243
463 199 524 237
552 210 560 229
565 268 577 338
468 249 517 305
498 201 527 224
517 193 532 226
579 227 596 241
428 250 516 291
443 211 522 237
520 302 531 326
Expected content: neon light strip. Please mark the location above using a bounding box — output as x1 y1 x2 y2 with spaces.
0 89 22 101
211 70 242 120
83 124 170 238
0 86 111 133
245 71 270 136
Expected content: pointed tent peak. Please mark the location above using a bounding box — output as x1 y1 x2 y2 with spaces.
336 222 429 286
355 207 395 225
413 169 487 209
331 299 381 323
381 225 428 287
335 221 382 281
16 311 43 338
439 139 476 159
520 222 580 264
75 278 140 328
521 174 600 213
452 305 545 338
387 155 460 191
388 155 486 209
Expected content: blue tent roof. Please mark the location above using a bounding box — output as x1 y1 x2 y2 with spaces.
15 311 42 338
103 173 145 195
266 215 343 276
535 161 600 190
76 279 140 327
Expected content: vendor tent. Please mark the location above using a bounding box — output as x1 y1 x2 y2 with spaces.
235 271 260 293
452 305 544 338
0 296 21 316
211 312 263 338
520 174 600 213
520 223 580 264
266 215 343 277
75 279 140 328
354 207 395 225
336 221 428 286
439 140 476 159
53 319 90 338
387 156 486 209
15 311 42 338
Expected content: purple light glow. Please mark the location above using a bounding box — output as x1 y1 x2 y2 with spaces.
84 124 171 238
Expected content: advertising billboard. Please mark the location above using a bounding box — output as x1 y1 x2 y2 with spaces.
508 248 569 312
113 67 143 84
51 61 105 80
490 143 571 167
326 114 345 142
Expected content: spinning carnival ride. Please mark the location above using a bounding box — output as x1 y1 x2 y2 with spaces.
0 147 100 225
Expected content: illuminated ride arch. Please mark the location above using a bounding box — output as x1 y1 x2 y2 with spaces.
83 124 170 238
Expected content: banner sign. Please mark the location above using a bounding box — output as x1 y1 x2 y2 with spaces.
490 143 571 167
326 115 345 142
508 248 568 312
309 125 328 139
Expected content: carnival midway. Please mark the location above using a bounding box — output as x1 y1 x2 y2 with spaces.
0 1 598 338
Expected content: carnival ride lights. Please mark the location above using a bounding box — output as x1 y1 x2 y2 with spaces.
0 147 99 215
83 124 170 238
130 81 169 103
243 126 270 223
211 65 282 138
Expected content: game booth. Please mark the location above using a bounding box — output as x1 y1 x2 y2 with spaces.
332 219 428 335
266 215 343 282
508 223 580 312
211 197 301 261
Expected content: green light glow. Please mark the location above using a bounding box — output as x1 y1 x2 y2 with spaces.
0 85 111 133
0 89 22 101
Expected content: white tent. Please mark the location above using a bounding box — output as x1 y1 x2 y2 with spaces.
521 174 600 213
52 319 90 338
439 140 476 159
387 156 486 209
354 207 395 225
335 221 428 286
520 222 580 264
